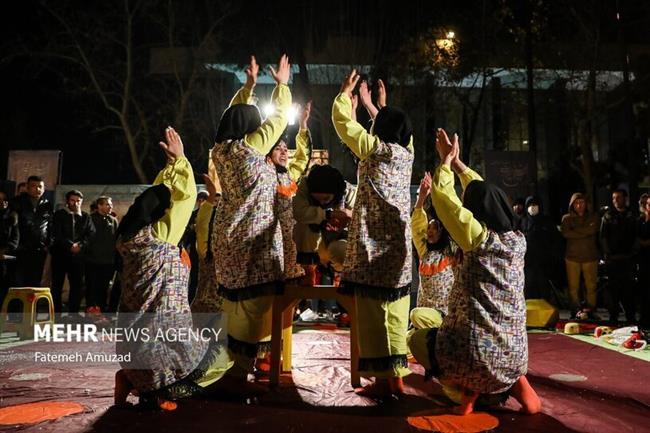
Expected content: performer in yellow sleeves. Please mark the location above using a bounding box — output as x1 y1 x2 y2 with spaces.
211 55 292 388
408 129 541 415
332 70 413 397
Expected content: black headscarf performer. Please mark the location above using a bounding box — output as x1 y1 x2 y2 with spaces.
214 104 262 143
373 106 413 147
306 164 346 208
462 181 518 233
116 185 172 241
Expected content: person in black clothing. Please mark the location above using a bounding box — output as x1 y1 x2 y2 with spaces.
11 175 53 287
51 190 95 314
600 188 639 324
86 196 118 314
637 193 650 329
520 196 563 300
179 190 208 303
0 190 19 304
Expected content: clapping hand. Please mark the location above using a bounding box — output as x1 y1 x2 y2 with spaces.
435 128 459 166
245 55 259 90
340 69 360 99
299 101 312 129
159 126 184 162
269 54 291 85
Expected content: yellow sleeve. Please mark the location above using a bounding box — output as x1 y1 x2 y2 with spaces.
194 201 215 259
229 86 254 106
331 92 380 161
411 207 429 259
151 156 197 245
244 84 291 155
430 164 487 252
288 128 311 181
458 166 483 191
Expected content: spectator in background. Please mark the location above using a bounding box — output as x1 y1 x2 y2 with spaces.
560 193 600 316
16 182 27 196
520 195 562 301
51 190 95 315
512 197 526 218
0 190 19 304
86 196 118 316
11 175 53 287
637 193 650 329
600 188 639 324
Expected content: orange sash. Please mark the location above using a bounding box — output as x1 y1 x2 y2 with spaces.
277 180 298 198
418 256 451 276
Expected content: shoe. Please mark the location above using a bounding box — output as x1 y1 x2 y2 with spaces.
299 308 319 322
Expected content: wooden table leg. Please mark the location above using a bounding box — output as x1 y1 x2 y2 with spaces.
281 303 297 372
270 297 285 387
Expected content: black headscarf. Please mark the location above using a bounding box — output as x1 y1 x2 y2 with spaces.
116 184 171 241
306 164 346 208
373 106 413 147
215 104 262 143
463 180 517 233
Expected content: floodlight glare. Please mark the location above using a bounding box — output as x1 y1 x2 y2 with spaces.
446 31 455 39
287 105 299 125
263 103 275 118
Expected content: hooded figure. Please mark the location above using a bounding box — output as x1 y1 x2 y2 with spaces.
520 195 562 300
116 185 171 242
214 104 262 144
560 192 599 311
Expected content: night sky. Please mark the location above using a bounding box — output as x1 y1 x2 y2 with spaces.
1 0 649 190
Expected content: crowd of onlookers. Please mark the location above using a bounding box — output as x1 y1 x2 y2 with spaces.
0 174 648 327
514 188 650 327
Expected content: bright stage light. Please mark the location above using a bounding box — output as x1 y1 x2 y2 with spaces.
446 31 455 39
262 103 275 118
287 105 299 125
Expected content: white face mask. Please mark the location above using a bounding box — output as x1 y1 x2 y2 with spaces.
527 205 540 216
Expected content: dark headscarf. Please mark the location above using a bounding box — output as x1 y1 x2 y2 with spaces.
373 106 413 147
116 184 171 241
306 164 346 208
215 104 262 143
463 180 517 233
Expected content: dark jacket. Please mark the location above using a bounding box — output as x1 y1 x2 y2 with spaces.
11 193 53 252
560 193 600 263
520 196 561 264
86 212 118 265
600 207 638 260
51 208 95 258
0 207 19 254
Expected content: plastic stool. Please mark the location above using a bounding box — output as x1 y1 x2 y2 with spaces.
0 287 55 340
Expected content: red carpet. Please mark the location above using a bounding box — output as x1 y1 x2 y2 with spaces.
0 332 648 433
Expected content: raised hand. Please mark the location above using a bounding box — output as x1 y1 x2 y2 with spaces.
377 79 387 108
351 94 359 121
416 172 432 207
450 133 468 173
359 81 372 108
436 128 458 166
245 55 259 90
340 69 360 99
159 126 184 161
269 54 291 85
299 101 312 129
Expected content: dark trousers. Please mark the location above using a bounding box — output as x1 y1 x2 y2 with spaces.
639 256 650 328
14 250 47 287
0 260 16 306
85 262 114 311
51 254 85 313
605 260 636 323
107 272 122 312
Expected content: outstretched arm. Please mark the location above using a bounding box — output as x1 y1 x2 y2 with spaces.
412 172 432 258
229 56 258 106
359 80 378 120
430 128 487 252
152 127 197 245
288 102 312 181
332 70 380 161
245 54 292 155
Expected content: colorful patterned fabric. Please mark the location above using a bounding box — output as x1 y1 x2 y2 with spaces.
434 230 528 394
190 255 224 313
276 171 304 280
417 250 455 314
342 141 413 299
211 139 284 300
116 225 206 394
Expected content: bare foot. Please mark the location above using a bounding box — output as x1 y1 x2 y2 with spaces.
355 378 392 398
114 369 134 406
511 375 542 414
452 389 479 415
389 377 405 395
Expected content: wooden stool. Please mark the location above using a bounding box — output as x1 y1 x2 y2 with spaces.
0 287 55 339
270 283 360 388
